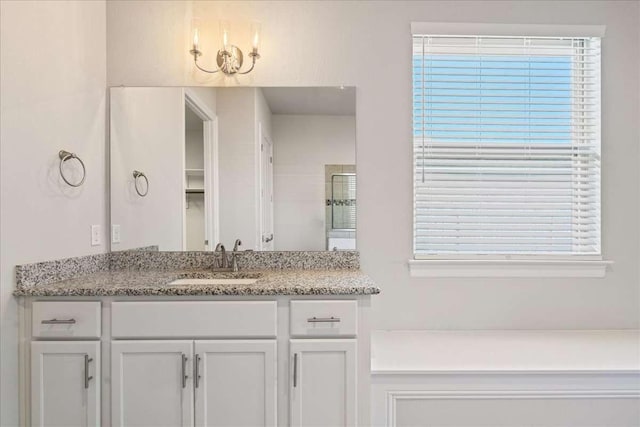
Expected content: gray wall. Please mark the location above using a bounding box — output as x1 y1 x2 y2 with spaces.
272 115 356 251
0 1 107 424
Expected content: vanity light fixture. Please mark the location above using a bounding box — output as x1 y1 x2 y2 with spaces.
189 20 261 75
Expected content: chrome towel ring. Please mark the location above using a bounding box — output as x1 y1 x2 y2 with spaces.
58 150 86 187
133 170 149 197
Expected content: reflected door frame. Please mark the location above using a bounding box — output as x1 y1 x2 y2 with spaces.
184 89 219 251
258 122 275 251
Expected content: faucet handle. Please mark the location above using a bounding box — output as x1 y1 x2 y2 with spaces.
233 239 242 252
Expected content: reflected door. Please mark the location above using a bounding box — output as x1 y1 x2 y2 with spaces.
260 126 274 250
184 103 206 251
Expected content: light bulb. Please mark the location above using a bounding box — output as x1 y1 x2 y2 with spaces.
219 20 230 51
190 18 202 54
193 28 199 50
250 21 261 51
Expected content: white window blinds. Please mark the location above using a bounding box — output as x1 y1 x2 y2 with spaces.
412 35 601 257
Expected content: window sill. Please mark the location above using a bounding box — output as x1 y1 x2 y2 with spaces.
408 259 613 278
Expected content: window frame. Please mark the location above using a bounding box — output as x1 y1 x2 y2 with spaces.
409 23 610 278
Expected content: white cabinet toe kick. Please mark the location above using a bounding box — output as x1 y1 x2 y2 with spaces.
18 295 372 427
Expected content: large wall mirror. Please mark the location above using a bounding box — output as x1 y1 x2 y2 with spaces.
110 86 356 252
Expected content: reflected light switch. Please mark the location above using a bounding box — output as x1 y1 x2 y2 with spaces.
112 225 121 244
91 225 101 246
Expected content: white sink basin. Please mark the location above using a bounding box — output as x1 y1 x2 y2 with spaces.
169 278 259 286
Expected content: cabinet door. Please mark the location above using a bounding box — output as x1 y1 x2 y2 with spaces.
194 340 277 427
290 339 357 427
111 341 193 427
31 341 100 427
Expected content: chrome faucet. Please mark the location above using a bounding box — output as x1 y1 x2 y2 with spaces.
214 243 227 269
231 239 242 272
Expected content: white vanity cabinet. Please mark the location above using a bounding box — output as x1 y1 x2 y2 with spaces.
110 301 278 427
29 301 102 427
31 341 100 427
290 339 357 427
289 300 359 427
19 296 372 427
111 340 194 427
195 340 277 426
110 340 277 427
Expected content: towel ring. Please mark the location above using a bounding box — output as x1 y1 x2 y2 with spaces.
133 170 149 197
58 150 86 187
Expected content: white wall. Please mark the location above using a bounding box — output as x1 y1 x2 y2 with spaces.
256 88 273 151
106 0 640 331
185 193 206 251
217 87 260 249
110 87 186 251
0 1 107 424
272 115 356 250
186 129 205 169
187 86 217 118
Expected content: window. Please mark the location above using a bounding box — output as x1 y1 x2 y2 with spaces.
412 32 602 262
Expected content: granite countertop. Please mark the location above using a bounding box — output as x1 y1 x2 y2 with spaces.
13 268 380 297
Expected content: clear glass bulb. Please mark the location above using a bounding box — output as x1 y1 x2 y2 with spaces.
219 20 230 52
250 21 261 52
191 18 202 52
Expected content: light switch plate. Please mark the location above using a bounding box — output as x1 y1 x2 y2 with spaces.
91 225 101 246
112 224 121 244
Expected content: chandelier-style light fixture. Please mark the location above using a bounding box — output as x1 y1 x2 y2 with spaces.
189 20 261 75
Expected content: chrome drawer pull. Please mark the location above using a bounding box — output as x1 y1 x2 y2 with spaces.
84 355 93 389
307 316 341 323
293 353 298 388
194 354 201 388
181 354 188 388
41 318 76 325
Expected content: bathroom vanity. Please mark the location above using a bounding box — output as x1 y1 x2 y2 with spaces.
15 252 379 427
15 85 373 426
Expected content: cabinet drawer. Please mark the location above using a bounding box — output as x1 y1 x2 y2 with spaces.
111 301 277 338
32 301 101 339
290 300 357 337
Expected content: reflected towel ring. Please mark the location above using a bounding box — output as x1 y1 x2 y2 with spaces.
133 170 149 197
58 150 86 187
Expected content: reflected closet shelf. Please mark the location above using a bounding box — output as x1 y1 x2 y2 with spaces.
185 169 204 176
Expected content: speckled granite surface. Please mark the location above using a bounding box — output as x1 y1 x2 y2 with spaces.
14 269 380 297
109 250 360 271
14 250 377 296
15 253 110 287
